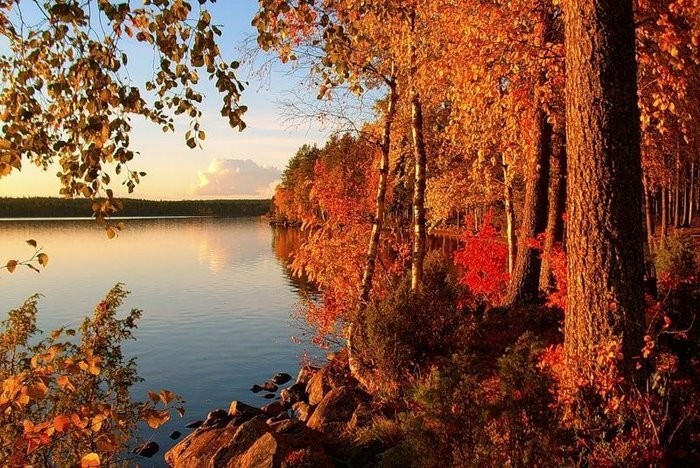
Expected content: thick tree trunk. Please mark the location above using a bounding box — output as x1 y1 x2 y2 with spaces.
504 108 551 304
643 174 655 253
502 154 517 275
539 141 567 291
563 0 646 369
682 163 689 226
359 79 398 305
674 149 681 227
504 9 553 305
660 187 668 248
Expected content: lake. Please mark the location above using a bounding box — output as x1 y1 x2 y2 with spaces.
0 217 319 464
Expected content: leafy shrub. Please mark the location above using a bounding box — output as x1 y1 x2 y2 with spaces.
655 234 698 286
0 285 181 466
356 251 472 384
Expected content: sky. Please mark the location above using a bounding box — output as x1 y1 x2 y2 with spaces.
0 0 333 200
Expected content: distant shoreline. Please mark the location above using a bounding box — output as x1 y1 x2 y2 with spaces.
0 197 272 219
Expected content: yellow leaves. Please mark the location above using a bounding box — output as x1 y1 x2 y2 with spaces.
37 253 49 267
79 352 102 376
142 408 170 429
91 414 107 432
106 227 117 239
80 452 101 467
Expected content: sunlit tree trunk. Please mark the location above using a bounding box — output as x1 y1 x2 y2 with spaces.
409 9 427 293
661 187 669 248
689 161 696 226
539 141 567 291
643 174 655 253
505 8 552 305
674 148 681 227
563 0 645 370
359 77 398 305
502 153 517 274
682 163 689 226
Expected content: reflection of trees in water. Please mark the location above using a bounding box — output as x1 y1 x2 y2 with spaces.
271 227 319 297
272 227 462 299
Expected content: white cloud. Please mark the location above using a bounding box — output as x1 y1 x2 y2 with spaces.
189 159 281 198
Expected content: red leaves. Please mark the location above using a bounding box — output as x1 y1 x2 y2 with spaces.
453 211 509 304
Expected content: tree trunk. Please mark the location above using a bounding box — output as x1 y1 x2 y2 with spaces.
563 0 646 370
505 110 551 305
409 10 427 293
359 79 398 305
660 187 668 248
674 149 681 227
539 141 567 291
502 153 517 275
689 161 696 226
682 162 689 226
504 9 553 305
643 174 655 254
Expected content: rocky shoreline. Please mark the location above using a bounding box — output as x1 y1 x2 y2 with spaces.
164 349 381 467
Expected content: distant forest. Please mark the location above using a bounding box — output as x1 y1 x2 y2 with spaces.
0 197 272 218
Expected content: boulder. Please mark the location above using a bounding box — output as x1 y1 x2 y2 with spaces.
261 400 288 417
209 416 271 467
280 382 306 405
347 403 373 432
291 401 313 423
165 424 239 467
234 432 280 468
261 381 278 392
250 384 263 393
132 441 159 458
202 408 231 429
228 400 264 425
169 431 182 440
296 365 319 385
271 372 292 385
307 386 363 435
263 393 276 399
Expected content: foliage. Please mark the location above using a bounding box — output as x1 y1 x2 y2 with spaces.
0 285 182 466
0 0 244 219
452 211 510 305
2 239 48 275
356 252 471 385
654 233 699 287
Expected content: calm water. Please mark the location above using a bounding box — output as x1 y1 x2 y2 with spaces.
0 217 317 464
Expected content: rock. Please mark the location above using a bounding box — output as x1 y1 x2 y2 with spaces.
268 418 303 434
291 401 313 423
296 365 319 385
261 381 278 392
305 353 355 406
250 384 263 393
261 400 288 416
305 371 331 406
167 416 269 467
169 431 182 440
210 416 271 467
228 400 264 425
307 386 363 435
280 382 306 404
271 372 292 385
185 420 204 429
132 441 159 458
348 403 373 432
235 432 279 468
263 393 276 399
266 412 290 426
202 408 231 429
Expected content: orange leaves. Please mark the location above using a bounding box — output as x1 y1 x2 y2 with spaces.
80 453 101 467
53 414 71 433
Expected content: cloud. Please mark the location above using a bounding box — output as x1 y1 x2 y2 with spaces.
190 159 281 198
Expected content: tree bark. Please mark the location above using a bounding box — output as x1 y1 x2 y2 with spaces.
409 10 427 293
359 78 398 305
643 174 655 254
539 141 567 291
563 0 646 370
504 8 553 305
689 161 696 226
674 148 681 227
502 153 517 275
660 187 668 248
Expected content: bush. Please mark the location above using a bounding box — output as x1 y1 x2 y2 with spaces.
655 234 698 286
0 285 181 466
356 252 473 384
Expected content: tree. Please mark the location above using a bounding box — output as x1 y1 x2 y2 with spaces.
563 0 646 370
0 0 244 223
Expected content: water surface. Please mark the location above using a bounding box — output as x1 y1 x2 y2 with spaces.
0 218 315 464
